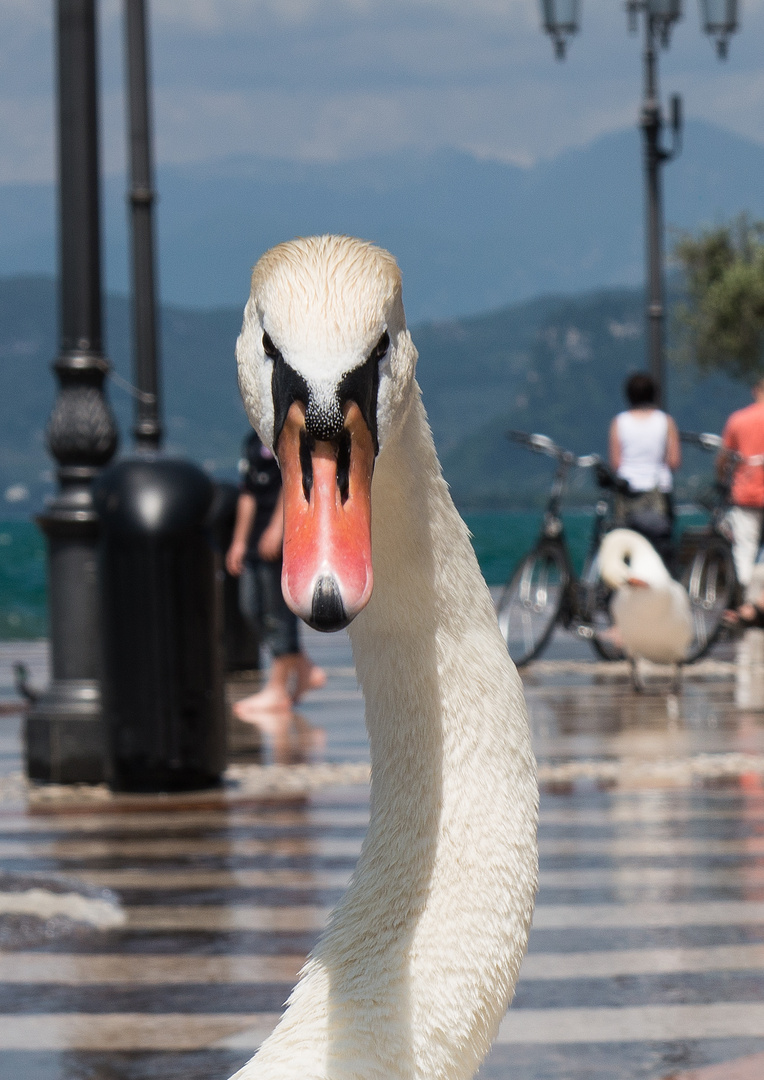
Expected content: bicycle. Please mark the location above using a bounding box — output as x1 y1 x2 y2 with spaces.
495 432 623 667
675 431 740 661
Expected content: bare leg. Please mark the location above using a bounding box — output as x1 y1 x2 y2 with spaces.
233 653 328 756
291 711 327 759
630 658 644 693
233 655 295 729
294 652 327 702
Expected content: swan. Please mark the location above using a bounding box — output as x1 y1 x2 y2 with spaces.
599 527 693 687
232 235 538 1080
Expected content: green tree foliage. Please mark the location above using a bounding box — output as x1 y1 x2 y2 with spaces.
673 215 764 381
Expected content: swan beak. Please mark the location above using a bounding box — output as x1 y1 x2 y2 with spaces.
277 399 374 632
626 577 650 588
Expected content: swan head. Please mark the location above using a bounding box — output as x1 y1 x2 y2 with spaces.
598 528 671 591
236 235 418 632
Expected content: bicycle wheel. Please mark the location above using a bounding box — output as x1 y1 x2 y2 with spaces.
497 543 569 666
679 537 736 662
577 552 624 661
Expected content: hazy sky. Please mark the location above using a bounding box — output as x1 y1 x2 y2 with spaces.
1 0 763 185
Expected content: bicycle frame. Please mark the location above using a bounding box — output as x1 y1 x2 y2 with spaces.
678 431 738 557
677 431 742 656
540 451 575 540
515 434 613 616
502 432 619 658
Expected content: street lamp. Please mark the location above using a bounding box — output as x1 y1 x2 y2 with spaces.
699 0 738 57
541 0 581 58
540 0 738 407
636 0 682 46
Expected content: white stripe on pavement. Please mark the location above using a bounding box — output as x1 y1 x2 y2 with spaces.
0 943 762 984
496 1003 764 1043
4 833 764 862
216 1003 764 1052
4 1003 764 1051
532 901 764 929
0 953 304 984
115 900 764 932
521 944 764 979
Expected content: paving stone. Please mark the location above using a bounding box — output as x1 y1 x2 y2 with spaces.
1 628 763 1078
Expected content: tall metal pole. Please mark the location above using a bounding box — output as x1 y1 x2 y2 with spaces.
25 0 118 783
541 1 700 410
641 11 667 407
126 0 162 449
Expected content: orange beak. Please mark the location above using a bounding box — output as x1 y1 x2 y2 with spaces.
276 400 375 631
626 577 650 588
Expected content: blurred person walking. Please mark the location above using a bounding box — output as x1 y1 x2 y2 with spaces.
226 431 326 743
717 378 764 595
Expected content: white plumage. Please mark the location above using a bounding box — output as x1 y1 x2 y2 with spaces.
232 236 539 1080
599 528 693 665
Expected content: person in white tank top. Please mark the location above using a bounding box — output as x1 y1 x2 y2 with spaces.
608 373 681 567
609 373 681 495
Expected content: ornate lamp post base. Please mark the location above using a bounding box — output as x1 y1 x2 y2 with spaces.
25 491 112 784
26 682 105 784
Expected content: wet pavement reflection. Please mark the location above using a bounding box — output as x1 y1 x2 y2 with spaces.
1 628 764 1079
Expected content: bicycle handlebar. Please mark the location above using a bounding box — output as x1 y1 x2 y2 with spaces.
506 430 560 457
506 431 603 470
680 430 723 452
680 430 764 466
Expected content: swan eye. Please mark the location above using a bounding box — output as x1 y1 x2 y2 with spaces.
262 332 281 360
371 331 389 363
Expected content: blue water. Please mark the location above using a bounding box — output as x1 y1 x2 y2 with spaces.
0 521 48 640
0 511 708 640
464 510 597 585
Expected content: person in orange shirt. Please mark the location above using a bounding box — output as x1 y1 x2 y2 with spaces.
718 377 764 595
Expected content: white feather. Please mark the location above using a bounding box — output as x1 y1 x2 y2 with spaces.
232 236 539 1080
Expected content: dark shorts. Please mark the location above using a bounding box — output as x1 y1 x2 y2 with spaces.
613 488 673 528
613 489 674 568
239 559 300 658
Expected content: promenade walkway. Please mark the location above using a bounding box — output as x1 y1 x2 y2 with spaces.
1 630 764 1080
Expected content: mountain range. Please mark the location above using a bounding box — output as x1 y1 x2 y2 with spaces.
0 274 753 516
2 121 764 324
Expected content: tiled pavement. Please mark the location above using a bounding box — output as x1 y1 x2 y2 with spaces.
2 631 764 1079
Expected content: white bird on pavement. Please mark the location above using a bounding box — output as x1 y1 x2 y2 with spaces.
599 527 693 691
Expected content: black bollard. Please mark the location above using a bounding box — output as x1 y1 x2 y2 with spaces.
94 457 226 792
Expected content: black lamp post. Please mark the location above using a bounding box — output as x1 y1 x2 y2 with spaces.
635 0 682 410
25 0 119 784
540 0 738 407
125 0 161 449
